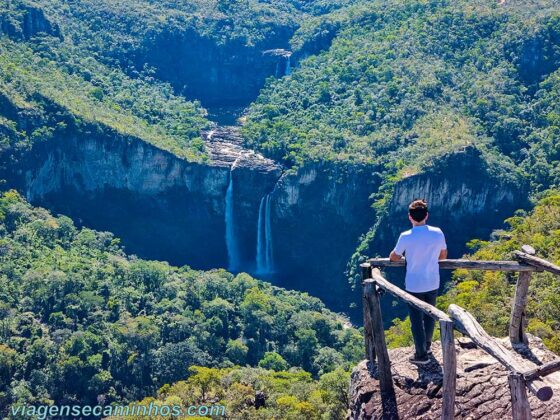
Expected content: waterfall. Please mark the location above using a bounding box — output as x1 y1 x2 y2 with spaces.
225 169 240 271
285 56 292 76
256 193 274 274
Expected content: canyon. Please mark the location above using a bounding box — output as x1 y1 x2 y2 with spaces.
10 123 526 322
0 3 532 322
12 123 376 318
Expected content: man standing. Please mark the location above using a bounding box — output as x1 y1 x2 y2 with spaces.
389 199 447 365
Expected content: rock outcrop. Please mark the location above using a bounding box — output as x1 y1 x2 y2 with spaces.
18 124 281 270
349 336 560 419
0 1 61 40
372 147 527 257
270 162 377 315
138 29 294 109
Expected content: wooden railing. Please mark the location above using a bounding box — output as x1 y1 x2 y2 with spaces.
360 246 560 420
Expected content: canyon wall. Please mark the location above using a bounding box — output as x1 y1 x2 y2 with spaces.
17 126 281 271
269 163 377 313
13 134 528 322
137 30 293 109
13 123 376 316
0 1 61 40
371 147 527 258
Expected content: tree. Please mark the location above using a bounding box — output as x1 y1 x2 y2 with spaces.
186 367 223 401
258 352 289 372
226 339 248 366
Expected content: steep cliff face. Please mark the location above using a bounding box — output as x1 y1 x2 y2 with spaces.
0 1 61 40
15 124 376 315
18 126 281 270
138 30 294 110
370 148 527 259
269 163 378 313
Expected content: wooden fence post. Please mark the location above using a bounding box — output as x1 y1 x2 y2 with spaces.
509 373 532 420
509 271 531 345
439 319 456 420
361 263 376 373
510 246 537 345
364 275 394 394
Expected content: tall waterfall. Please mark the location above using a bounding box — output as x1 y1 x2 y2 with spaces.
225 169 240 271
285 56 292 76
256 194 274 274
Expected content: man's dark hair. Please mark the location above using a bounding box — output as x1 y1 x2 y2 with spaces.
409 199 428 222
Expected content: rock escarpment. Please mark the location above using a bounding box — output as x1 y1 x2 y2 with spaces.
270 163 377 313
16 122 376 315
19 125 281 270
0 1 61 40
139 29 294 109
349 336 560 419
372 147 527 257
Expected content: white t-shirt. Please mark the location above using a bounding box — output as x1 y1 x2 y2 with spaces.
393 225 447 293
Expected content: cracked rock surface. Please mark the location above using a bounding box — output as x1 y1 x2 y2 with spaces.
349 336 560 419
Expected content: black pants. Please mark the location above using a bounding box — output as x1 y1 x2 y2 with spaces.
408 289 438 358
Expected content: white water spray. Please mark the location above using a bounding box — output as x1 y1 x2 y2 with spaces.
256 194 274 274
285 56 292 76
225 168 240 271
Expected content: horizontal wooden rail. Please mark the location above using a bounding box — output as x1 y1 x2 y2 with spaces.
369 257 539 272
361 248 560 420
449 304 553 401
366 267 451 322
512 251 560 275
523 359 560 382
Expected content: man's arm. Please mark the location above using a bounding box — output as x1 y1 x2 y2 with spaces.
390 233 405 261
439 231 448 260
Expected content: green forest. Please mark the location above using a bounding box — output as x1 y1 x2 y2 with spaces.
1 0 560 418
245 0 560 190
0 191 361 416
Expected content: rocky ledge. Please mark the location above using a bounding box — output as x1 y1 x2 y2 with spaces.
349 336 560 419
202 126 282 173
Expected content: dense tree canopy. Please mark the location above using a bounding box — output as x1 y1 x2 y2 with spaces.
244 0 560 193
117 366 351 420
0 191 361 416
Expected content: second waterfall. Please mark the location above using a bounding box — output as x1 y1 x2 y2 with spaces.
256 194 274 274
225 170 240 271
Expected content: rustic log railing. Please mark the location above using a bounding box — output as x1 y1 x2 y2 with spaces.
361 247 560 420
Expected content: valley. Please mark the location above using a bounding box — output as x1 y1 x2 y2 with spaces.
1 0 560 417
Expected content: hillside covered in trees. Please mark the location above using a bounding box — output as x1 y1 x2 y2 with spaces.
0 192 361 416
245 0 560 189
1 0 560 418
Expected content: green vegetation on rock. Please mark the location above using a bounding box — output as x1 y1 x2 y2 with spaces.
439 191 560 353
0 191 361 414
244 0 560 192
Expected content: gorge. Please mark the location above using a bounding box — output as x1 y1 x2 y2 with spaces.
3 1 560 417
10 122 525 323
0 0 550 324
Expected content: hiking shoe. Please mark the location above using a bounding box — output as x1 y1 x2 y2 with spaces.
409 354 430 365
